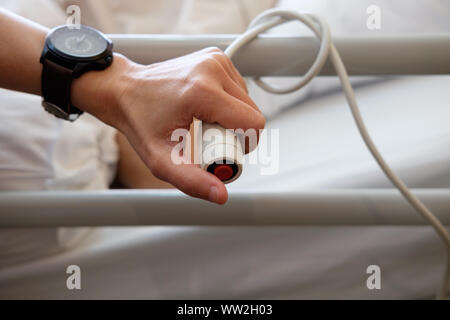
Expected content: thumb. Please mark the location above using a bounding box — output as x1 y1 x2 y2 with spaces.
149 145 228 204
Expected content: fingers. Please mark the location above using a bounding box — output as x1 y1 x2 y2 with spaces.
191 91 265 154
200 47 264 129
193 90 265 134
150 144 228 204
201 48 265 153
221 73 260 113
119 132 227 204
196 47 248 94
209 50 248 93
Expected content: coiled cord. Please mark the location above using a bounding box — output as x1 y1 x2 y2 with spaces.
225 8 450 299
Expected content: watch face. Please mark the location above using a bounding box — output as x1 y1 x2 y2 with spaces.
49 26 108 58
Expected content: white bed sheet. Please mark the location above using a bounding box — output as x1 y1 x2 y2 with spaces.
2 76 450 299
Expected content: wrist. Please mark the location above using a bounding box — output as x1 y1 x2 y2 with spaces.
71 53 136 128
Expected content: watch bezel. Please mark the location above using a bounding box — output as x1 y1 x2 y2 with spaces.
45 25 113 62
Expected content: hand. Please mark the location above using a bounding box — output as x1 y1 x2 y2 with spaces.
71 48 265 204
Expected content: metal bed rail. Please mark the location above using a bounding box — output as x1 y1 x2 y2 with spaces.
110 34 450 76
1 189 450 227
2 35 450 228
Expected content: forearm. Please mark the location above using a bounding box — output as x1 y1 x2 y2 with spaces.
0 9 48 95
0 9 133 128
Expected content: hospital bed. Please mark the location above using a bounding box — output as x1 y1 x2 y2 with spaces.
1 34 450 299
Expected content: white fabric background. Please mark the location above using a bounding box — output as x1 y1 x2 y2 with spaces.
0 1 118 267
0 89 118 267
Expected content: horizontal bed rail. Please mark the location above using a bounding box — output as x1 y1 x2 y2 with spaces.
110 34 450 76
1 189 450 227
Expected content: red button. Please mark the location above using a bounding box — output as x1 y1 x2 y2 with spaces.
213 164 234 181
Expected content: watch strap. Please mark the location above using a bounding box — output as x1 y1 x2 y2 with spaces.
41 59 83 120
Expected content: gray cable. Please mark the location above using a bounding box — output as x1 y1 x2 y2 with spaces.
225 8 450 299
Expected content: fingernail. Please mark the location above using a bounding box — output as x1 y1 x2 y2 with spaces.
209 186 219 203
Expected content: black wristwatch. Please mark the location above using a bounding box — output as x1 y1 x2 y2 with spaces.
40 25 113 121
